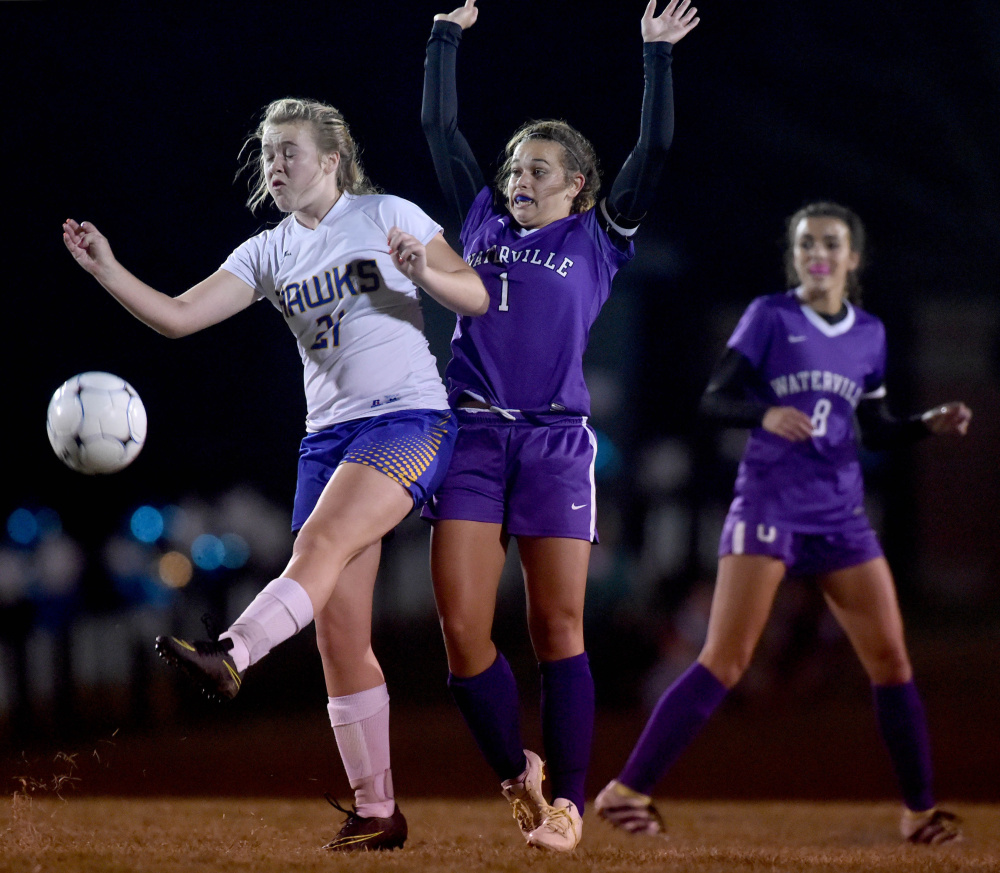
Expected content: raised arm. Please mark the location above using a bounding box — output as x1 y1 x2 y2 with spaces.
421 1 487 224
605 0 699 232
62 219 257 338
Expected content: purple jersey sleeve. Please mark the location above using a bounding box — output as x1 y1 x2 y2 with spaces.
728 295 776 368
458 187 496 254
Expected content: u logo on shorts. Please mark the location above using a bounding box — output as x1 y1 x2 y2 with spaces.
756 524 777 543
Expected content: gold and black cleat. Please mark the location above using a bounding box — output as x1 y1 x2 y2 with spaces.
154 635 243 701
323 796 408 852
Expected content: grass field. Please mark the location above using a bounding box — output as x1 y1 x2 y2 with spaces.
2 627 997 872
1 797 997 873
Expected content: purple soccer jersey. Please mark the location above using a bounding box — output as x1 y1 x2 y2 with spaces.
726 290 888 532
446 187 634 415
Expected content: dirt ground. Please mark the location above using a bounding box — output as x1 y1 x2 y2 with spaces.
1 797 997 873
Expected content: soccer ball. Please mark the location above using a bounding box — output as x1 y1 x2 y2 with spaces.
46 371 147 474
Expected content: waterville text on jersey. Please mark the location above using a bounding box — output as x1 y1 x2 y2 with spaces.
466 244 574 276
770 370 864 406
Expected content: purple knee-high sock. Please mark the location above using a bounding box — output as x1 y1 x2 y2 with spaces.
448 652 525 783
540 652 594 813
873 680 935 811
618 661 728 796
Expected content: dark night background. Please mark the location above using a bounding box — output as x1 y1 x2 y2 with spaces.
1 1 998 803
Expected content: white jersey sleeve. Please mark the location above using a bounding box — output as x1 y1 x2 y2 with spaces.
221 193 448 430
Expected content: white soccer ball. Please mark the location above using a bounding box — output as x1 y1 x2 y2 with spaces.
46 371 147 474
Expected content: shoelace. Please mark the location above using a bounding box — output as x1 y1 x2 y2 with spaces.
509 797 534 830
542 807 575 836
201 613 222 638
192 615 234 656
325 793 361 823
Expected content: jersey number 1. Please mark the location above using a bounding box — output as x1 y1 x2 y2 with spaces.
498 272 510 312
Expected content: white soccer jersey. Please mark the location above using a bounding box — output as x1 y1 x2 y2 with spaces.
222 193 449 430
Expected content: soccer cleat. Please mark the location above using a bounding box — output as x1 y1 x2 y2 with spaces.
900 807 962 844
500 749 551 841
527 798 583 852
594 779 666 836
323 797 407 852
154 635 243 701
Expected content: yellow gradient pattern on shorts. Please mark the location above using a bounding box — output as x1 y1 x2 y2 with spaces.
346 414 451 487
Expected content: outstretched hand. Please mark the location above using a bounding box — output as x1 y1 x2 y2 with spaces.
63 219 117 279
922 401 972 436
434 0 478 29
642 0 700 44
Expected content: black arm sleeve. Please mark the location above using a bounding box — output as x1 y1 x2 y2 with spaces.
855 396 931 450
604 42 675 233
421 20 487 225
699 348 771 428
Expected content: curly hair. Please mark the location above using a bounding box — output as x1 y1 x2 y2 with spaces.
241 98 378 213
496 119 601 214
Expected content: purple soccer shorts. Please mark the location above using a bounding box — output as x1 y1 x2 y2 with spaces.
719 509 883 576
421 409 599 542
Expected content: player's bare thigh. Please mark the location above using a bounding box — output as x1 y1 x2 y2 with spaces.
819 556 912 684
519 536 590 661
698 554 786 688
430 518 509 677
285 461 414 613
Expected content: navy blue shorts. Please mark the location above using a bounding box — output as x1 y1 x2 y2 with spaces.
718 510 883 577
292 409 458 531
421 409 599 542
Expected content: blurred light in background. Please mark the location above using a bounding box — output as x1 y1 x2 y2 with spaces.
130 505 165 543
118 498 259 590
191 533 225 571
7 507 65 547
158 551 193 589
220 533 250 570
7 508 39 546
